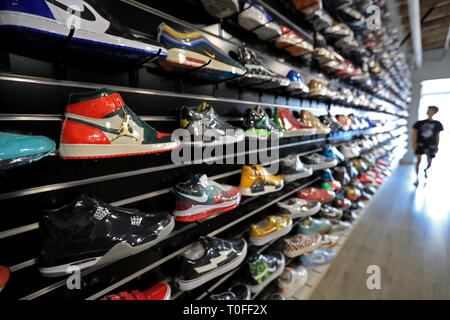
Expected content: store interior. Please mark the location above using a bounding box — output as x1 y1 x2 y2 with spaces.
0 0 449 301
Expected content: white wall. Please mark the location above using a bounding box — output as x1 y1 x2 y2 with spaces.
401 48 450 164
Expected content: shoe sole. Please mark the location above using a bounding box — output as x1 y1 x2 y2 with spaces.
173 196 241 222
0 147 55 170
39 218 175 277
59 142 180 159
175 240 247 291
281 169 314 183
277 201 321 219
246 253 285 293
249 219 293 246
239 183 284 197
283 238 322 258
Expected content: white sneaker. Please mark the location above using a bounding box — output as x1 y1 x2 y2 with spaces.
277 198 321 219
238 1 281 41
277 265 308 297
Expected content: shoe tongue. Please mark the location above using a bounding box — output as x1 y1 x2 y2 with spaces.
184 238 209 260
197 102 212 113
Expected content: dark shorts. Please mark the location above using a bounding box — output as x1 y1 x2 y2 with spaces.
415 145 437 158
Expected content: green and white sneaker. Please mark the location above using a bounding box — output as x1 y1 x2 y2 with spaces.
245 251 285 293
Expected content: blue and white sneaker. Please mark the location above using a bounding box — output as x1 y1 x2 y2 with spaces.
238 0 281 41
299 248 335 268
286 70 310 95
323 144 345 162
0 132 55 170
0 0 167 64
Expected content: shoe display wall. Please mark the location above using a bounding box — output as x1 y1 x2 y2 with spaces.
0 0 409 303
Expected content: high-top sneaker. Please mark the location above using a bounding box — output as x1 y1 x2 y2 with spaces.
59 89 180 159
321 169 341 191
242 105 283 139
285 70 310 95
180 102 244 146
239 165 284 196
273 108 315 137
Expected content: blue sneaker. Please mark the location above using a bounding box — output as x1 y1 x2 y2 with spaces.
299 248 335 268
286 70 310 95
0 0 167 64
0 132 55 170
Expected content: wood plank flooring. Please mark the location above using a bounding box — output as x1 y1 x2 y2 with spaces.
310 164 450 299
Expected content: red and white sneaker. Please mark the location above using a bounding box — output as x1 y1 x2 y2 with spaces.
101 282 171 300
274 108 316 137
0 266 10 293
297 187 335 204
173 174 241 222
59 89 180 159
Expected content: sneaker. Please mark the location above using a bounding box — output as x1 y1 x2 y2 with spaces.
175 237 247 291
209 284 251 300
320 234 339 248
275 26 313 57
0 132 55 170
249 215 293 246
200 0 239 18
330 220 352 233
239 165 284 196
299 248 335 268
323 144 345 162
173 174 241 222
283 233 322 258
334 166 351 186
278 154 314 182
323 22 353 40
0 266 9 293
332 196 352 211
273 108 316 137
296 217 332 234
0 0 168 64
317 205 343 221
245 252 285 293
230 45 290 89
157 23 245 81
342 210 358 223
277 198 321 219
285 70 311 95
300 110 331 134
292 0 323 15
38 194 175 277
344 185 361 201
277 265 308 297
180 102 244 146
59 89 180 159
242 105 283 139
297 187 335 204
238 1 281 41
308 79 329 99
340 142 361 158
321 169 341 191
101 282 171 300
301 153 338 170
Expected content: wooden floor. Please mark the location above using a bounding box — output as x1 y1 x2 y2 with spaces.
310 164 450 300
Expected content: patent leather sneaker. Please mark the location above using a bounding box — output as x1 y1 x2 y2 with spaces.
278 154 313 182
239 165 284 196
39 194 175 277
296 217 332 234
180 102 244 146
249 215 292 246
302 153 338 170
245 252 285 293
0 266 9 293
175 237 247 291
0 0 168 64
283 233 321 258
101 282 171 300
297 187 335 204
173 174 241 222
157 23 245 81
209 284 251 300
277 198 321 219
273 108 315 137
277 265 308 297
243 105 283 139
299 248 335 268
0 132 55 170
59 89 180 159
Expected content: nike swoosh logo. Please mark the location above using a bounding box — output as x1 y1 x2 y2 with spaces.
176 191 209 203
203 51 215 59
48 0 96 22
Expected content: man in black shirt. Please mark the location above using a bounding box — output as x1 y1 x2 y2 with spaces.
412 106 444 185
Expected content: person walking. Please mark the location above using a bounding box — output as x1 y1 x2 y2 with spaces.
412 106 444 186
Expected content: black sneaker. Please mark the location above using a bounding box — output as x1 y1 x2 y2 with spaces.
175 237 247 291
209 284 251 300
245 252 285 293
301 153 338 170
243 105 283 139
229 45 290 90
38 194 174 277
180 102 245 146
278 154 313 182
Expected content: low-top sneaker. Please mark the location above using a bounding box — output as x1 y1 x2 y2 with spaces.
302 153 338 170
285 70 310 95
283 233 322 258
278 154 313 182
299 248 335 268
277 198 321 219
173 174 241 222
238 1 281 41
101 282 171 300
209 284 251 300
317 205 343 221
249 215 293 246
275 26 313 57
297 187 335 204
330 220 352 233
320 234 339 248
175 237 247 291
277 265 308 297
297 217 332 234
245 252 285 293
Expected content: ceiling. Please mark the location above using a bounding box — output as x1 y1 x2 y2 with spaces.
396 0 450 52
